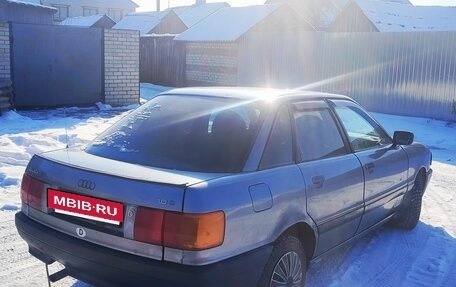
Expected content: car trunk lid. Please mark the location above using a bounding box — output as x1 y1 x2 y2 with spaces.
27 147 225 212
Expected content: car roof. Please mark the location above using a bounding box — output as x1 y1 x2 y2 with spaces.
161 87 353 102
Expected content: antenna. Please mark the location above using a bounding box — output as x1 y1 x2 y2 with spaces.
63 107 69 148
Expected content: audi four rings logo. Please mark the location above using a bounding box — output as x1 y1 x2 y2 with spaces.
78 179 96 190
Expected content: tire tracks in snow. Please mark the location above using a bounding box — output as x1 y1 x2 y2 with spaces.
0 210 84 287
307 162 456 287
402 228 456 287
1 168 455 286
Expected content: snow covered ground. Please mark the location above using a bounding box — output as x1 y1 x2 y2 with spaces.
0 86 455 286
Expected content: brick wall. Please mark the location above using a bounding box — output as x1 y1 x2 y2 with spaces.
0 22 11 81
104 29 140 106
185 42 238 86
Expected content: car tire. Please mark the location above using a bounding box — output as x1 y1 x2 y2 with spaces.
391 172 425 230
257 235 306 287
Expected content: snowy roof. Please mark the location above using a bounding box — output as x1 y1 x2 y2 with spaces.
265 0 412 29
388 0 411 3
175 4 284 42
60 14 113 27
356 0 456 32
13 0 40 4
16 0 138 9
3 0 56 11
113 10 172 34
101 0 138 8
123 0 139 8
267 0 347 28
169 2 230 28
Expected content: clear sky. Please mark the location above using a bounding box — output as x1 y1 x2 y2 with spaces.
135 0 456 12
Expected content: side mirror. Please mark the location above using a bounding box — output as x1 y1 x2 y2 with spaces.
393 131 414 146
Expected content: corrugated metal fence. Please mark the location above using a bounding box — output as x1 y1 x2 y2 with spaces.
238 31 456 121
140 36 185 87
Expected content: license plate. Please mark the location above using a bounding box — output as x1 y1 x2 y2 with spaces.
48 189 124 225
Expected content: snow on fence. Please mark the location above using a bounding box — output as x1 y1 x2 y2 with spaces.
238 31 456 121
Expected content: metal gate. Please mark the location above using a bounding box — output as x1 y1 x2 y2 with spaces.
11 23 103 107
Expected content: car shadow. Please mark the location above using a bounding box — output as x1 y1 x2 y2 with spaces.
71 281 93 287
306 222 456 286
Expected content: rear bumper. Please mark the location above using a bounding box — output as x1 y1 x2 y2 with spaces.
15 212 271 287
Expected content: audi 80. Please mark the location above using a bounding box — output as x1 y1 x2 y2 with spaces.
15 88 432 287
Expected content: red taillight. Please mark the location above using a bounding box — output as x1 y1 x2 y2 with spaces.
20 174 45 210
20 174 32 204
134 207 164 245
133 207 225 251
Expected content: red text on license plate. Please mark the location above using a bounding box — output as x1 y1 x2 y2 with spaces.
48 189 124 225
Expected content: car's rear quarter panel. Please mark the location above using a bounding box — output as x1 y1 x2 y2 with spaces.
179 164 316 265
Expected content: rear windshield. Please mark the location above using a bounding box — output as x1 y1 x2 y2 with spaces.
86 95 267 173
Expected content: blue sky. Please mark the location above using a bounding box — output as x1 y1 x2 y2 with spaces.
136 0 456 12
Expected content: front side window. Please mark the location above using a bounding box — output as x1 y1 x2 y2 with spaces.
86 95 267 173
260 105 294 170
332 102 392 152
294 103 347 162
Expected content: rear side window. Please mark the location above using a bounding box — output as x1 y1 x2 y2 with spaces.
294 103 347 162
86 95 267 173
260 106 294 170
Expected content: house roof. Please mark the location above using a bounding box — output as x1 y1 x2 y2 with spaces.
127 0 139 8
13 0 40 4
60 14 114 27
169 2 230 28
109 0 139 8
266 0 350 29
3 0 56 11
355 0 456 32
175 4 293 42
18 0 139 9
113 10 173 34
387 0 412 4
265 0 412 29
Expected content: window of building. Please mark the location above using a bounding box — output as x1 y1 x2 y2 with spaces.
107 9 123 22
52 5 69 21
83 7 99 16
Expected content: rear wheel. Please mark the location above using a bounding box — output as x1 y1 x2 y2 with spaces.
257 235 306 287
391 173 425 230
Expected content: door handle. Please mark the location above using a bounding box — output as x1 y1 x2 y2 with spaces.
364 162 375 174
311 175 325 189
